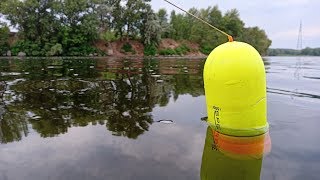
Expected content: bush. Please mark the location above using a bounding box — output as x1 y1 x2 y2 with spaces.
100 31 117 42
47 43 63 56
11 40 98 56
175 44 191 55
122 42 133 52
159 44 191 56
67 45 97 56
144 44 157 56
200 44 214 55
11 40 44 56
175 44 190 55
159 48 176 55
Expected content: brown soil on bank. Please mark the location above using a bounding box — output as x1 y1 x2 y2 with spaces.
94 39 144 57
8 32 19 46
159 38 203 56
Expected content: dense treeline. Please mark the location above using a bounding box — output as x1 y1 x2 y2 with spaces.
0 0 271 56
167 8 272 55
268 48 320 56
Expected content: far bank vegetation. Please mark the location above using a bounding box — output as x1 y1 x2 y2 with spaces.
0 0 271 57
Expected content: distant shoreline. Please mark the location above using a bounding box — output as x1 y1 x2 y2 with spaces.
1 55 320 60
0 55 208 60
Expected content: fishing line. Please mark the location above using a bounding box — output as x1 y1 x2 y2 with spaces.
163 0 234 42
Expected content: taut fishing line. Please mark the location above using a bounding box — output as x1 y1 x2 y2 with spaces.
163 0 233 42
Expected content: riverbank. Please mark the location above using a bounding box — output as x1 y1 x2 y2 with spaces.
1 37 207 58
94 38 206 57
0 55 207 60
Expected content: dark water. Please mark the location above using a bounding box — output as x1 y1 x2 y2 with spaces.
0 57 319 180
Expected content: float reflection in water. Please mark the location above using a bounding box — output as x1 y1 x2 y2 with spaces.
201 126 271 180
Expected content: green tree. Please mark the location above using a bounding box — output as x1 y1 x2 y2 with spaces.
112 0 125 38
123 0 151 40
189 7 226 54
0 0 272 56
169 11 190 40
0 24 10 55
241 27 272 55
0 0 100 56
1 0 59 45
222 9 244 40
56 0 99 54
142 10 161 46
92 0 115 32
189 8 207 43
157 8 171 38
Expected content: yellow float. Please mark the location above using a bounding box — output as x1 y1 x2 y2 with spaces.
204 41 268 136
162 0 269 137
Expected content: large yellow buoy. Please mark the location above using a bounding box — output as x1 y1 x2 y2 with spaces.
204 41 268 136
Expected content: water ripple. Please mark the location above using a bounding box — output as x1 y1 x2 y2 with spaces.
267 88 320 99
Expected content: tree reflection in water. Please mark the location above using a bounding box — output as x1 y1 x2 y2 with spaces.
0 58 204 143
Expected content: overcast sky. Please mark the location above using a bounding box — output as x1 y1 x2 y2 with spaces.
151 0 320 48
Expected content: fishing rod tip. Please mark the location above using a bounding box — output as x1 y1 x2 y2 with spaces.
228 36 234 42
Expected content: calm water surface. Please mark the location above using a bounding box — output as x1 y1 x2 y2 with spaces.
0 57 319 180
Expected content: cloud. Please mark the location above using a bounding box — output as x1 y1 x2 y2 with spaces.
272 26 320 40
272 0 311 7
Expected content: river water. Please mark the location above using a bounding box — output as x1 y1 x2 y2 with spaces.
0 57 319 180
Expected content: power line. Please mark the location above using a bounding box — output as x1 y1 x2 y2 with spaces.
297 21 303 50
